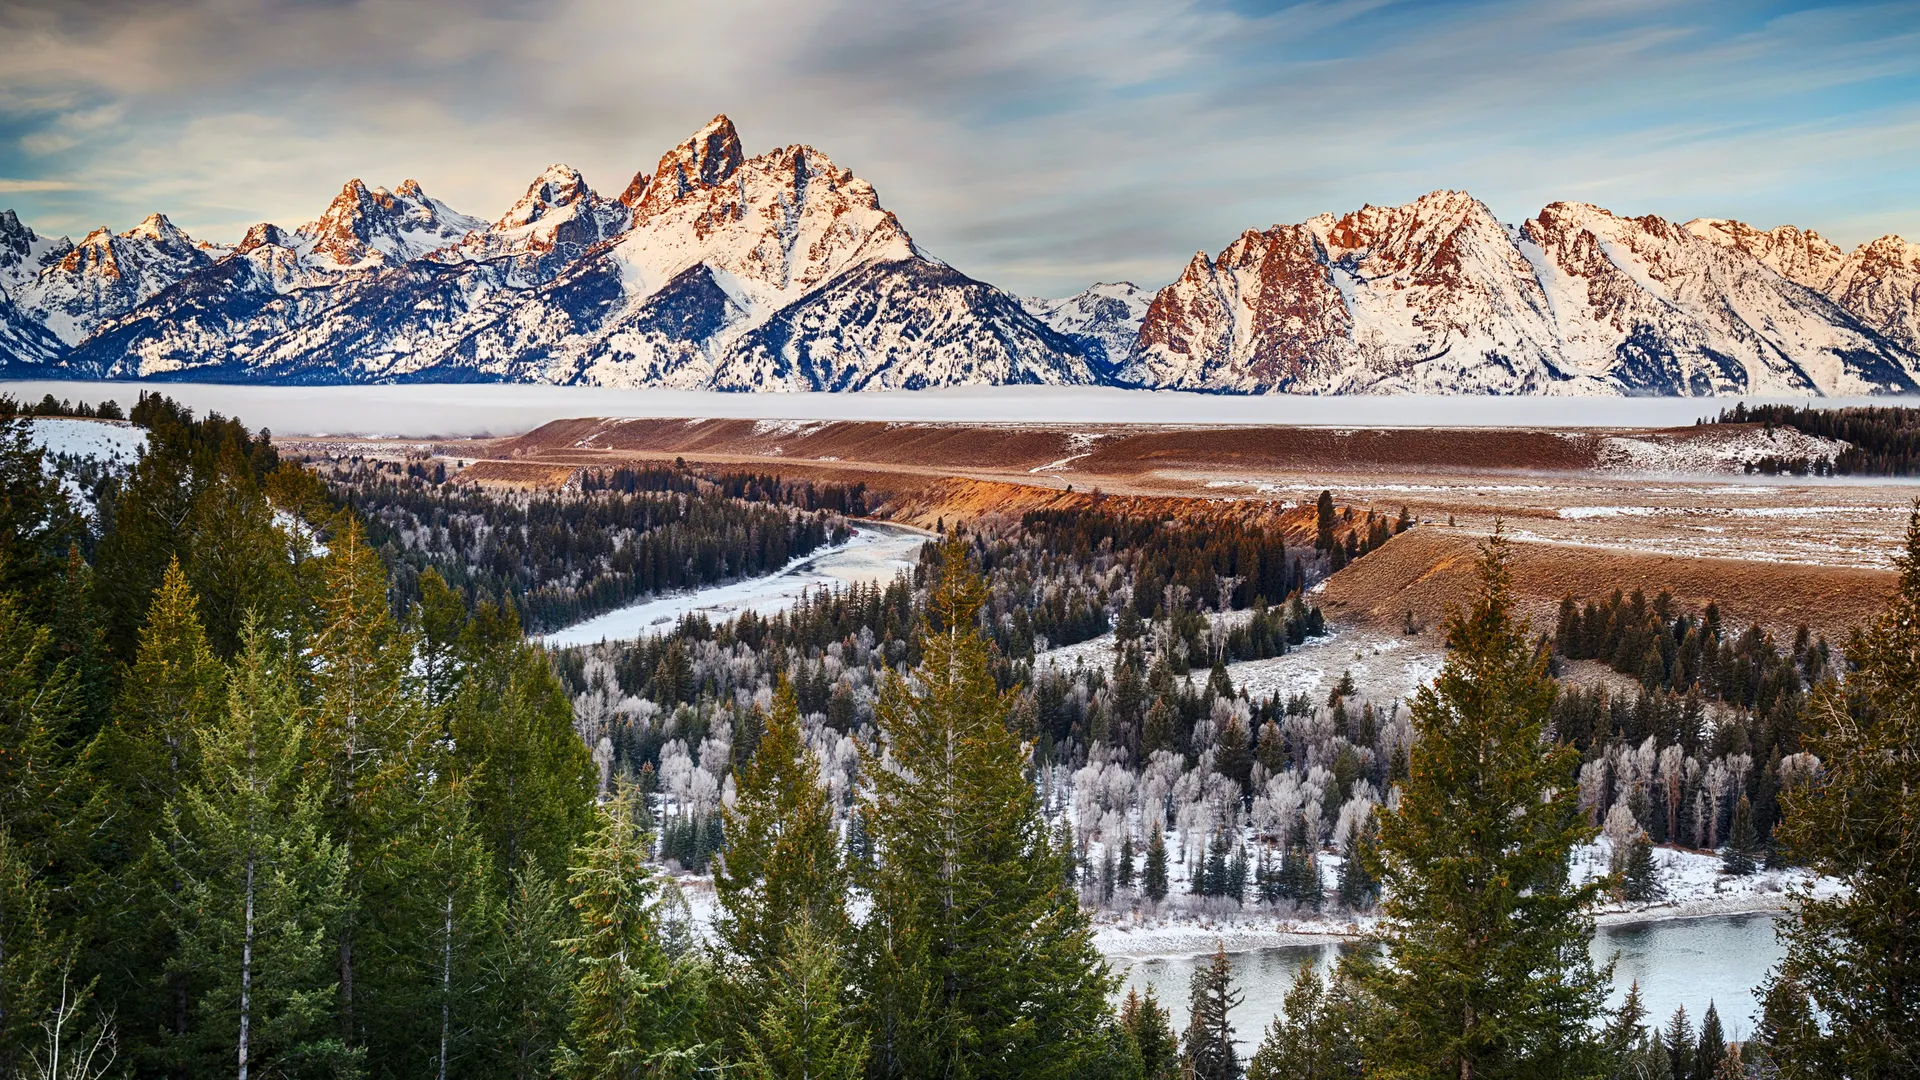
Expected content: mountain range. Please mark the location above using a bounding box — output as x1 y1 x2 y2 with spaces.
4 115 1918 396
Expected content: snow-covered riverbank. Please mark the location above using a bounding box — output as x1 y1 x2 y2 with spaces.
543 522 930 647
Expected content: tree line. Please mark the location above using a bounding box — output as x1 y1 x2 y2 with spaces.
1706 401 1920 476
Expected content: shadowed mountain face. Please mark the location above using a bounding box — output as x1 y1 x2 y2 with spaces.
2 123 1917 396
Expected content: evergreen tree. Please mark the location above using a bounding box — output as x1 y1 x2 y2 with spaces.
1769 506 1920 1076
1118 835 1136 892
158 624 357 1078
446 629 596 889
1622 832 1663 903
714 678 851 1069
559 784 709 1080
0 578 81 860
1144 823 1170 904
0 416 83 608
1719 796 1757 877
858 536 1114 1080
83 559 227 1055
1246 963 1367 1080
715 679 847 968
1604 980 1649 1063
0 828 63 1076
1181 945 1242 1080
304 521 421 1046
1119 987 1178 1080
1662 1007 1692 1080
1354 529 1611 1079
1338 817 1379 912
480 867 577 1080
738 919 868 1080
1693 1003 1725 1080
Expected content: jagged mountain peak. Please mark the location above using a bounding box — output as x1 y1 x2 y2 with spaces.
121 212 187 244
498 164 594 229
0 209 37 251
632 114 745 220
297 176 484 270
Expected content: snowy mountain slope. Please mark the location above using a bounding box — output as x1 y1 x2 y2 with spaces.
290 179 483 271
1022 282 1152 372
1129 192 1920 396
1823 234 1920 355
7 128 1920 394
13 214 223 345
433 164 631 287
714 257 1099 391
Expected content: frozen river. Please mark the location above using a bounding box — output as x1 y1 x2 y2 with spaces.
542 522 931 647
1112 913 1782 1055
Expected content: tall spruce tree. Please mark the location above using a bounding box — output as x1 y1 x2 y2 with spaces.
83 559 227 1056
858 536 1114 1080
304 521 421 1048
738 919 867 1080
158 623 356 1079
1182 945 1243 1080
478 866 576 1080
1144 823 1170 904
1769 509 1920 1077
714 678 852 1071
1353 529 1611 1080
1662 1007 1693 1080
1119 987 1178 1080
1246 964 1366 1080
559 784 709 1080
1692 1003 1725 1080
715 679 848 972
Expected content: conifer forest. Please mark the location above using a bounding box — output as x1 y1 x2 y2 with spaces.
1 393 1916 1080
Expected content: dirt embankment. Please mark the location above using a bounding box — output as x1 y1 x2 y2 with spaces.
884 475 1326 542
481 416 1614 478
1319 527 1897 646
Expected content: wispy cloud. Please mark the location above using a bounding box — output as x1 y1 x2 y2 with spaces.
0 0 1915 293
0 178 81 192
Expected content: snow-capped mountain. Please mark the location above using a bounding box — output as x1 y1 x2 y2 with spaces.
10 214 223 346
1022 282 1153 373
5 128 1920 395
1130 191 1919 396
42 115 1089 389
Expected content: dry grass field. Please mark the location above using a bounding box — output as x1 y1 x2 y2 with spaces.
282 413 1919 642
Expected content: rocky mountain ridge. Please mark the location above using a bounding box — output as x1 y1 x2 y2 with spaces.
3 120 1917 396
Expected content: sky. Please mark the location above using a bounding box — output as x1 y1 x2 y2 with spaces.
1 0 1917 297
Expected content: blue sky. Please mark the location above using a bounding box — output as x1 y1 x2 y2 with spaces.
2 0 1916 295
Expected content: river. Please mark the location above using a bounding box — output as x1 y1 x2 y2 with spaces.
542 521 932 647
1112 913 1782 1054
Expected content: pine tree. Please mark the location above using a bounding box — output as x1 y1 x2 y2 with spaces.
714 678 851 1069
446 631 596 889
1119 987 1178 1080
1144 823 1170 904
1718 794 1757 877
158 623 357 1078
1337 817 1379 912
0 579 81 859
1769 506 1920 1075
1181 945 1242 1080
1662 1007 1692 1080
304 521 421 1046
1693 1002 1725 1080
858 536 1114 1080
83 559 226 1054
0 829 62 1076
559 784 709 1080
1118 835 1137 891
480 867 577 1080
1246 964 1364 1080
738 919 867 1080
1353 529 1611 1079
1604 980 1649 1062
1622 831 1663 902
